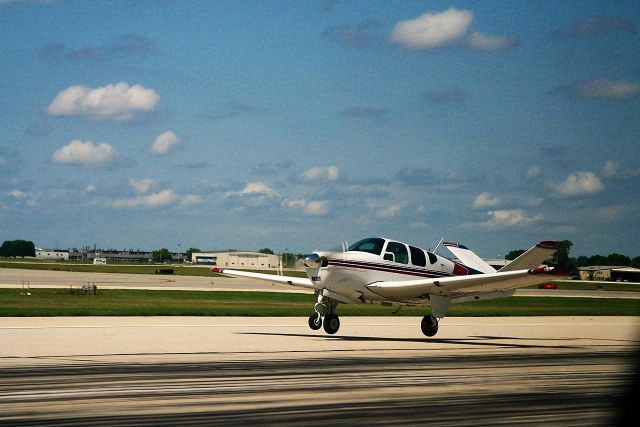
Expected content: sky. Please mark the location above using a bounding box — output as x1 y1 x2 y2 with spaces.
1 0 639 258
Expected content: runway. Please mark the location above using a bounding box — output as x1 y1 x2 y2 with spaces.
1 316 638 425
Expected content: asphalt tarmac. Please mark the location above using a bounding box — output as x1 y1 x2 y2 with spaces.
1 316 639 426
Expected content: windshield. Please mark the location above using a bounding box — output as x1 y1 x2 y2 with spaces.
348 238 385 255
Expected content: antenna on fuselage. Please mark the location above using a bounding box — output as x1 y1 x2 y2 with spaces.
432 237 444 254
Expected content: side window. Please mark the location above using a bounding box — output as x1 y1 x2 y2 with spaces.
409 246 426 267
385 241 409 264
427 252 438 264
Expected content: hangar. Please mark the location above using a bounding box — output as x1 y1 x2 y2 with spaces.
192 251 281 269
578 266 640 283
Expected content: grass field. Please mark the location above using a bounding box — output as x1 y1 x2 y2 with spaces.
0 288 638 317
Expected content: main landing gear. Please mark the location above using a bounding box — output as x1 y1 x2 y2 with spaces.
307 312 341 334
421 315 439 337
308 291 340 334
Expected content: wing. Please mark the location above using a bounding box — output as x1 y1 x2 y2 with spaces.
366 266 563 303
212 268 315 290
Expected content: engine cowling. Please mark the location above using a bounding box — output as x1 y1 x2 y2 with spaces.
304 253 322 269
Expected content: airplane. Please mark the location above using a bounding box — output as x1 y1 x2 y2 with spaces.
211 237 562 337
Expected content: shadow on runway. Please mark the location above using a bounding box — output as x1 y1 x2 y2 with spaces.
238 332 580 349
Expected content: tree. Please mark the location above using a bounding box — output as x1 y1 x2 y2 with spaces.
258 248 274 255
152 248 172 263
605 253 631 266
185 247 201 262
0 240 36 258
505 249 526 260
632 257 640 269
549 240 573 266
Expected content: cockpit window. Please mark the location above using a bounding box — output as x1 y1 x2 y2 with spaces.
427 252 438 264
348 238 385 255
409 246 426 267
385 241 409 264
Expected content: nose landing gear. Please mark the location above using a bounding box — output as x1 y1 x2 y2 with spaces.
308 312 322 330
308 291 340 334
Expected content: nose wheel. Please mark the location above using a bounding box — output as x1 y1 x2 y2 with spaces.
308 312 322 330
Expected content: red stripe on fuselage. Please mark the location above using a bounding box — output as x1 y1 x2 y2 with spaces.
328 259 452 279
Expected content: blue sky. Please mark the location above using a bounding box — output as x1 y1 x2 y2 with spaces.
1 0 639 258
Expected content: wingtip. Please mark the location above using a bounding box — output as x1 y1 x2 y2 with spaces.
211 268 222 273
537 241 560 249
443 241 469 250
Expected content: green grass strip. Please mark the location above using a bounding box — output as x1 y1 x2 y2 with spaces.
0 288 638 317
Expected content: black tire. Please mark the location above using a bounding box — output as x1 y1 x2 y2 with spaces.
308 312 322 330
421 315 438 337
323 314 340 334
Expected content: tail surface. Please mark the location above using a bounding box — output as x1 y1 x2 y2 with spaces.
498 241 559 272
443 242 496 274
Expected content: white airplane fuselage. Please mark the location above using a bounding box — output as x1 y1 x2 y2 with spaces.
306 237 473 303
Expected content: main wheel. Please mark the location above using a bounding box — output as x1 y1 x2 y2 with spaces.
323 314 340 334
421 315 439 337
308 312 322 330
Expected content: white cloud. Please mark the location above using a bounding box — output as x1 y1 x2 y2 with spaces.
150 130 181 156
111 189 178 208
391 7 472 50
304 200 330 216
7 190 27 198
526 165 541 181
224 182 281 208
83 185 96 193
226 182 279 198
562 79 640 100
550 171 604 197
463 32 517 52
46 82 159 120
128 178 154 194
473 192 501 209
390 8 515 52
52 140 118 167
481 209 543 229
284 198 330 216
375 205 401 219
301 165 340 183
601 160 618 178
179 194 203 207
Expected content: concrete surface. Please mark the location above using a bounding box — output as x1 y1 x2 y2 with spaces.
1 316 638 425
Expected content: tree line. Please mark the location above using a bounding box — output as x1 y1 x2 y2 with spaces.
505 240 640 273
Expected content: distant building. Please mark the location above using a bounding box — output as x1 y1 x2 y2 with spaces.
35 249 69 261
193 251 281 269
67 248 186 263
484 259 510 270
579 266 640 282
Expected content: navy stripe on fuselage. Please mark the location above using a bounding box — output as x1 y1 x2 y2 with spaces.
327 258 456 279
